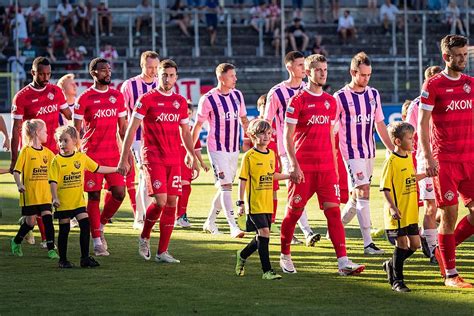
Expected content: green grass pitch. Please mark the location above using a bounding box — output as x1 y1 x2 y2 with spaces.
0 150 473 315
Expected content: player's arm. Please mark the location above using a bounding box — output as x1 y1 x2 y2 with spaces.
237 177 246 216
191 121 203 146
330 124 339 180
73 118 82 137
117 116 127 141
263 92 277 122
274 172 290 181
195 149 209 172
415 173 427 181
0 116 10 151
240 115 249 132
117 116 141 175
60 106 72 120
180 123 199 175
375 120 395 152
9 118 22 172
418 108 437 177
381 189 401 220
97 166 119 174
284 122 304 184
13 171 25 192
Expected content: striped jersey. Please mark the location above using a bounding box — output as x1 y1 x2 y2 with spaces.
197 87 247 153
334 85 384 160
120 75 158 141
420 72 474 162
405 96 425 163
11 83 68 153
264 81 306 156
74 87 127 165
285 89 337 172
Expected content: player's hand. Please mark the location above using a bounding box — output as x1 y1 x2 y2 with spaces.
201 162 210 172
53 199 60 209
2 138 10 151
117 159 129 176
289 165 304 184
390 207 401 220
238 205 245 216
425 156 439 177
17 184 25 193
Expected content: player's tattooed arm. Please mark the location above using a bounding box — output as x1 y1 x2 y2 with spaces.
0 116 10 151
60 106 72 120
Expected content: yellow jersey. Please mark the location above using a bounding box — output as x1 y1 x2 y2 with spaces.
49 152 99 211
380 152 419 230
239 148 275 215
14 146 54 207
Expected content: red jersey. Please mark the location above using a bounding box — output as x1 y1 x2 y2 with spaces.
285 89 337 172
74 86 126 165
133 89 189 166
12 83 68 153
420 72 474 162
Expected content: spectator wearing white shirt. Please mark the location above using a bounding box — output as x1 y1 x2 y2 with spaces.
135 0 152 36
10 10 28 46
380 0 402 35
76 1 91 37
56 0 76 36
445 0 465 35
337 10 356 45
25 3 46 35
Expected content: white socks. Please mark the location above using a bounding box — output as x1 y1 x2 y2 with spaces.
206 190 221 224
356 198 373 247
423 228 438 256
298 209 314 238
220 190 239 230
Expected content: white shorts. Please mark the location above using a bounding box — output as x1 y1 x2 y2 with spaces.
417 162 435 200
344 158 374 191
208 151 240 187
281 155 290 174
131 140 143 167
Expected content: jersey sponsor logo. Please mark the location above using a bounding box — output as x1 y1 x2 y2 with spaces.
446 88 454 93
36 104 58 116
307 115 330 125
218 171 225 179
350 113 374 124
109 96 117 104
93 108 117 119
369 98 376 106
47 92 54 100
259 173 273 182
32 166 48 176
172 100 180 109
155 112 180 122
421 90 429 98
446 100 472 112
43 156 48 164
324 100 330 110
87 179 95 188
64 171 81 182
308 104 315 108
463 83 471 94
219 110 239 120
74 161 81 169
153 180 162 189
444 190 455 201
426 183 433 192
287 106 295 114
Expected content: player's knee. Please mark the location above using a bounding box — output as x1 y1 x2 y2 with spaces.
88 191 101 201
40 210 52 217
355 185 370 198
111 189 126 201
220 184 232 191
395 237 408 249
26 215 36 227
258 227 270 238
409 238 421 251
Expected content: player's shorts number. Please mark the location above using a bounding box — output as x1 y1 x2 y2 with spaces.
172 176 182 189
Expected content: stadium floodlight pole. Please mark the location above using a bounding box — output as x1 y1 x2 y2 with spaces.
194 10 200 57
95 9 99 56
152 0 156 53
280 0 285 72
128 15 133 57
14 0 19 92
421 12 426 55
418 39 423 91
403 0 409 90
161 0 167 56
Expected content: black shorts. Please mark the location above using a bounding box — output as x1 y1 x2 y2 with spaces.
21 204 52 216
386 223 419 240
246 213 272 232
54 207 87 220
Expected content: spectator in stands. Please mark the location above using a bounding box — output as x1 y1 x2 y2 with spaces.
266 0 280 33
135 0 152 36
380 0 402 35
25 3 46 35
233 0 245 24
100 42 119 68
367 0 377 24
337 10 356 45
0 6 10 38
313 0 326 24
65 45 87 70
272 26 281 56
286 18 309 52
21 37 37 60
76 1 91 37
56 0 76 36
330 0 339 23
292 0 302 19
205 0 220 47
10 9 28 47
249 2 267 33
170 0 191 38
445 0 465 35
47 19 69 62
311 34 328 56
98 1 113 36
0 33 7 59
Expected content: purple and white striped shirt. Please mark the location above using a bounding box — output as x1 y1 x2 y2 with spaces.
264 81 306 156
197 87 247 153
334 85 384 160
121 75 158 141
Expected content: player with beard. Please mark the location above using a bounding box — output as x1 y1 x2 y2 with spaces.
118 59 199 263
419 35 474 288
279 54 365 275
74 58 127 256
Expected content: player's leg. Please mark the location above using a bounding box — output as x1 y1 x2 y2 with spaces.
11 211 37 256
132 142 147 229
340 160 357 225
127 167 137 218
453 167 474 246
391 234 411 292
36 215 47 247
40 207 58 258
203 189 222 234
176 181 191 228
100 173 126 228
256 216 281 279
422 199 438 261
84 172 107 255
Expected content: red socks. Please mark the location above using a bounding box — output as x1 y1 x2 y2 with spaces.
141 203 163 239
158 206 176 254
324 207 347 258
438 233 456 270
87 199 101 238
454 215 474 246
280 207 302 255
36 215 46 240
177 185 191 219
100 196 123 225
272 199 278 223
128 187 137 217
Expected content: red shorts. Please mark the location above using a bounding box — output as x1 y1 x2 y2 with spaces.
84 171 126 192
288 170 340 210
434 161 474 207
181 162 194 183
273 180 280 191
143 164 182 196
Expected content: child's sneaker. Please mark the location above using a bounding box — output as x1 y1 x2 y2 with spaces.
40 240 48 249
382 259 394 285
11 238 23 257
48 249 59 259
58 260 74 268
80 256 100 268
262 270 282 280
235 250 246 276
392 280 411 292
